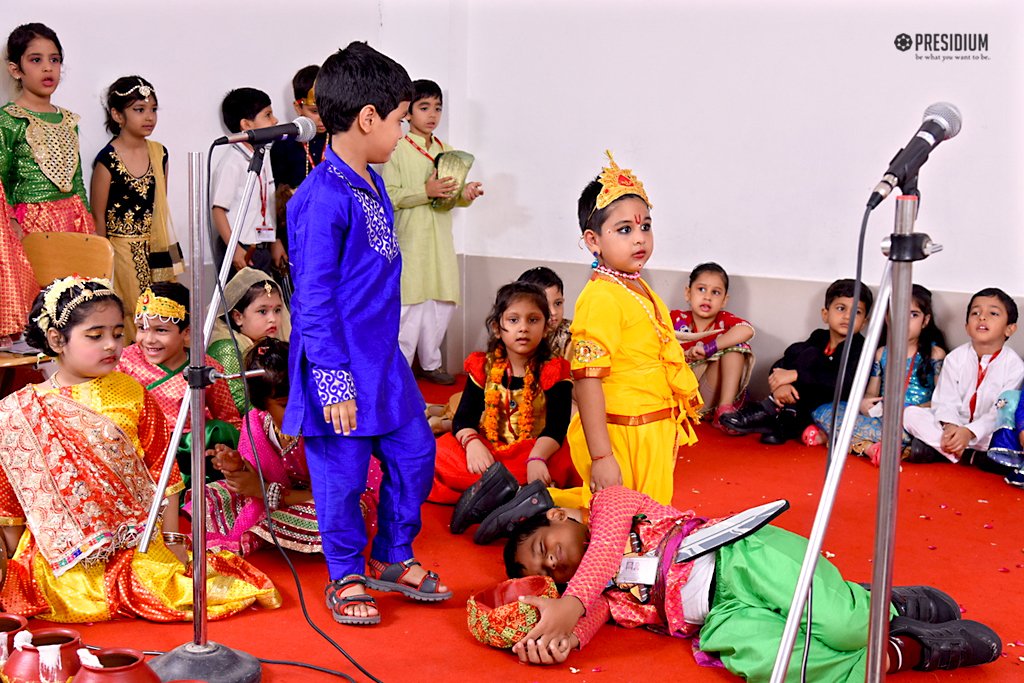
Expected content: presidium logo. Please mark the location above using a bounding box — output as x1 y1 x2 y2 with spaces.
894 32 990 61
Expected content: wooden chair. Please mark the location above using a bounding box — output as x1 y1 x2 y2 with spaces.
21 232 115 287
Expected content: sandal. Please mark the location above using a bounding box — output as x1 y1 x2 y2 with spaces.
325 575 381 626
365 558 452 602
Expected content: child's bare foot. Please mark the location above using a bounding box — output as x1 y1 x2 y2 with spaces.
325 576 381 625
366 558 452 601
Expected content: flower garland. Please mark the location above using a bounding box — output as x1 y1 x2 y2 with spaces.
482 345 536 452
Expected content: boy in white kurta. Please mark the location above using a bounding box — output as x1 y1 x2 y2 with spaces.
382 79 482 384
904 288 1023 462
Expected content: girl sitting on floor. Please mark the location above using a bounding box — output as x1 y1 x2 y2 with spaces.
807 284 946 462
0 276 279 622
430 282 579 507
208 267 289 414
191 337 382 556
670 262 755 431
117 282 241 484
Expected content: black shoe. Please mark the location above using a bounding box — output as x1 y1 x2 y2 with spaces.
889 616 1001 671
719 398 780 435
473 479 553 545
962 449 1017 475
759 408 798 445
450 462 518 535
907 437 944 463
859 584 961 623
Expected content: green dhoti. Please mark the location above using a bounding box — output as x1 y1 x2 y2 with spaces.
700 525 895 682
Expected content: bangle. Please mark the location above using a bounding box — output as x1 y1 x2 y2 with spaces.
162 532 191 550
526 456 547 464
591 452 613 462
265 482 285 511
460 432 484 448
703 339 718 357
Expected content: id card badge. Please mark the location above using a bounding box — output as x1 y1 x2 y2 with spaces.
256 223 275 242
615 555 659 586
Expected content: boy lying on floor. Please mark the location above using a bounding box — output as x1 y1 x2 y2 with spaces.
501 486 1000 679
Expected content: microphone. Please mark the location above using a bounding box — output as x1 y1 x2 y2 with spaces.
867 102 962 209
214 116 317 146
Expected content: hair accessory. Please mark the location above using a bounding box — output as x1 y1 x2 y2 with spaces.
298 86 316 107
263 281 274 297
134 288 186 329
34 276 117 333
112 78 153 101
224 267 275 311
595 150 651 211
256 344 269 356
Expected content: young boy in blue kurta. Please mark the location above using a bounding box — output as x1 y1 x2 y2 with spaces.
284 41 451 627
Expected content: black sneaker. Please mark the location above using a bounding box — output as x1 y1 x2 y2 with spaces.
759 407 799 445
861 584 961 623
889 616 1001 671
450 462 519 535
719 398 780 435
474 479 553 545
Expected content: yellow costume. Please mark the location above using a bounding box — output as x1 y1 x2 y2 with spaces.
553 275 701 508
0 372 280 622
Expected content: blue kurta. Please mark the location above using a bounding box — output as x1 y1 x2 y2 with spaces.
284 147 424 437
283 146 435 580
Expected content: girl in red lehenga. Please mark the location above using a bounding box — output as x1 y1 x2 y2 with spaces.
0 179 37 345
430 282 580 508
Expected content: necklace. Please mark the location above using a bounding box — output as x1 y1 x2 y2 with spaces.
49 373 62 389
482 346 536 452
595 270 673 344
593 264 641 281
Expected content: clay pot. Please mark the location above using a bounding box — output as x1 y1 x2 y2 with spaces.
0 613 28 666
72 648 160 683
2 627 81 683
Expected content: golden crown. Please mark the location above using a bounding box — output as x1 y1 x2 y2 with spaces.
595 150 651 211
134 288 186 327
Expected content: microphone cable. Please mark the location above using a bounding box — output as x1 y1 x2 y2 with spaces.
192 144 382 682
795 204 874 683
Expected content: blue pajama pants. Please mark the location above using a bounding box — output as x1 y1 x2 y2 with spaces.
304 414 435 579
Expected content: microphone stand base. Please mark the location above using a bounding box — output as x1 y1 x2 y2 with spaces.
149 641 261 683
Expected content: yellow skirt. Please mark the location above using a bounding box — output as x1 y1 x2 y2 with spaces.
550 413 679 509
1 529 281 623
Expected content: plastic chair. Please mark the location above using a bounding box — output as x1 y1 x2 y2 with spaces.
21 232 115 287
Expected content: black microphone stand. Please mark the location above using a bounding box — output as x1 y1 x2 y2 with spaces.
143 148 270 683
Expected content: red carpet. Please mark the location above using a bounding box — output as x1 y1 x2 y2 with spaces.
40 379 1024 681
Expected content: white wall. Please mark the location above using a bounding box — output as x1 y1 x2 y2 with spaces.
4 0 1021 299
458 0 1023 298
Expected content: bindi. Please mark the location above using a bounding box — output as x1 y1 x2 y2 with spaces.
634 214 643 225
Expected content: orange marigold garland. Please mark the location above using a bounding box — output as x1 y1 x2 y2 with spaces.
482 345 536 452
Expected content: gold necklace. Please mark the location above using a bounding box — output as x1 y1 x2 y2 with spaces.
597 271 672 344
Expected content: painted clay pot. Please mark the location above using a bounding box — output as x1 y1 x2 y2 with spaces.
2 627 81 683
72 648 160 683
0 610 28 663
0 613 28 667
